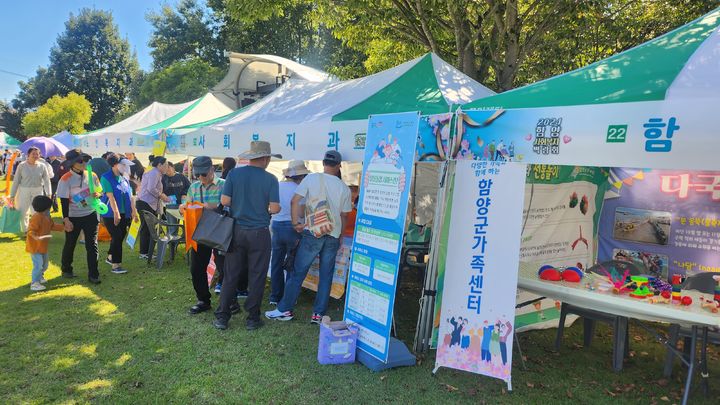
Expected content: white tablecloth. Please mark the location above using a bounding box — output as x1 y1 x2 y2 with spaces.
518 263 720 328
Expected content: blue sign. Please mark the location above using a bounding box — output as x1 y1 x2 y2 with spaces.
344 111 419 362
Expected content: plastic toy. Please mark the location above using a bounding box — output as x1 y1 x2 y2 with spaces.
661 291 671 300
714 275 720 304
86 165 108 215
647 295 670 304
629 276 653 299
681 296 693 306
671 274 683 305
538 265 584 282
699 296 720 313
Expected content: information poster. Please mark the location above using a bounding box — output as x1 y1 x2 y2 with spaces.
433 160 526 389
344 112 419 362
598 168 720 279
302 236 352 298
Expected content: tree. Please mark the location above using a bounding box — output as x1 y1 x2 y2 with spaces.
22 92 92 136
134 58 224 106
0 101 25 139
147 0 225 69
49 8 139 129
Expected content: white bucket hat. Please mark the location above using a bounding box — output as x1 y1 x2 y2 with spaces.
282 160 310 177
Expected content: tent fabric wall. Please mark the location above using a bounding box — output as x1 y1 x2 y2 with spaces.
463 8 720 110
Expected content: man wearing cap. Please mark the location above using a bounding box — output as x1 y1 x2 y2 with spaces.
214 141 280 331
266 150 352 324
57 149 102 284
180 156 231 315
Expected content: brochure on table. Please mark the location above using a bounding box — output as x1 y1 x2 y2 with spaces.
344 111 420 362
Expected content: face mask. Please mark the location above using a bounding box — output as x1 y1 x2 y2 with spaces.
118 162 131 179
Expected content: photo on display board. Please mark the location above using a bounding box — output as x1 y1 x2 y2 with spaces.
612 248 669 279
612 207 671 245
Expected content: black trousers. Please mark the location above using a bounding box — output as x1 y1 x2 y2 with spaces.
61 213 99 279
190 244 225 304
135 200 156 255
51 180 58 211
215 252 248 291
102 216 131 264
216 226 271 322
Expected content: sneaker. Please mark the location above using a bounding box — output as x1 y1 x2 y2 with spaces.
105 258 113 265
111 267 128 274
246 319 264 331
268 300 278 306
139 253 149 260
310 313 322 325
213 318 228 330
88 277 101 285
188 302 211 315
265 309 294 321
230 303 242 315
30 282 46 291
62 272 77 279
78 239 85 245
214 283 222 294
39 277 47 284
236 290 248 299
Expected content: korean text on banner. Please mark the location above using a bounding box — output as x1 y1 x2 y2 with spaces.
433 160 526 390
344 111 420 362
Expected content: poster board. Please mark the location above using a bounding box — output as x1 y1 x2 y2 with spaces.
344 111 420 362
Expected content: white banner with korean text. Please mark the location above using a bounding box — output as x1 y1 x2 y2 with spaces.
433 160 526 389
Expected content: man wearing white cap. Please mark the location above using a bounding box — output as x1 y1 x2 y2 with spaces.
214 141 280 331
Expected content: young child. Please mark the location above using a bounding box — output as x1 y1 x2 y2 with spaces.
26 195 64 291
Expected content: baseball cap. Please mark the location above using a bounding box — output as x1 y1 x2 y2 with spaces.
192 156 213 176
323 150 342 165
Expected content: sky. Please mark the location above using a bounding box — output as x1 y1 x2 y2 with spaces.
0 0 175 102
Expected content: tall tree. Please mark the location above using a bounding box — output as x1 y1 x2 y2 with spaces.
0 101 24 139
22 92 92 136
49 8 139 129
147 0 225 69
134 58 224 106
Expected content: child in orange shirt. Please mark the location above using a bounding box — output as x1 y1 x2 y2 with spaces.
27 195 64 291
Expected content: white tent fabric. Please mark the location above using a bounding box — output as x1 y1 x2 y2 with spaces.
76 100 196 152
181 54 494 161
665 24 720 100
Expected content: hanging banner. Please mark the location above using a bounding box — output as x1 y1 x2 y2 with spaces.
416 113 454 161
598 168 720 279
460 99 720 170
302 236 352 298
344 111 420 362
433 160 526 389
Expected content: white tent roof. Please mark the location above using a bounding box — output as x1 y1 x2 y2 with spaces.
136 93 235 131
85 100 196 136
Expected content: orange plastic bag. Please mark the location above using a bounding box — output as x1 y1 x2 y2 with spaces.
183 203 204 252
97 222 112 242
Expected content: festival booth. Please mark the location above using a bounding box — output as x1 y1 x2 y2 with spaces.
409 8 720 401
75 100 196 154
51 130 74 149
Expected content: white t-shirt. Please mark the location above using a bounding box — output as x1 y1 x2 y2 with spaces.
295 173 352 238
273 181 301 222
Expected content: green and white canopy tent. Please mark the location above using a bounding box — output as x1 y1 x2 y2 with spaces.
75 100 196 153
459 7 720 170
0 131 21 148
180 53 495 161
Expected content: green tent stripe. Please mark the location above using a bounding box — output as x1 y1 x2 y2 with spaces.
137 95 206 131
332 53 449 121
464 8 720 109
174 105 249 130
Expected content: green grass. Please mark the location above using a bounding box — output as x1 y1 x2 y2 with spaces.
0 195 718 403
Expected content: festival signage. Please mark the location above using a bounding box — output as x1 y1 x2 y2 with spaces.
460 99 720 170
433 160 526 389
598 168 720 279
344 111 420 362
416 113 454 161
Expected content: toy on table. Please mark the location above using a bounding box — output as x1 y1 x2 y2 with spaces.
681 296 693 306
699 296 720 313
629 276 654 299
671 274 683 305
538 265 584 282
714 275 720 304
647 293 671 304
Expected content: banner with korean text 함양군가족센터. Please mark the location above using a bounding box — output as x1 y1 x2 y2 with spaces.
433 160 526 389
343 111 420 362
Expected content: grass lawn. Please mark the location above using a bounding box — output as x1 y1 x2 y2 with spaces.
0 188 718 403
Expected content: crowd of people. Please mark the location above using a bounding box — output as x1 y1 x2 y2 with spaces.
4 141 358 331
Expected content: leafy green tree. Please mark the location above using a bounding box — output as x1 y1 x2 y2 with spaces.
135 58 224 106
22 92 92 136
0 101 25 139
147 0 225 69
49 8 139 129
12 67 61 113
